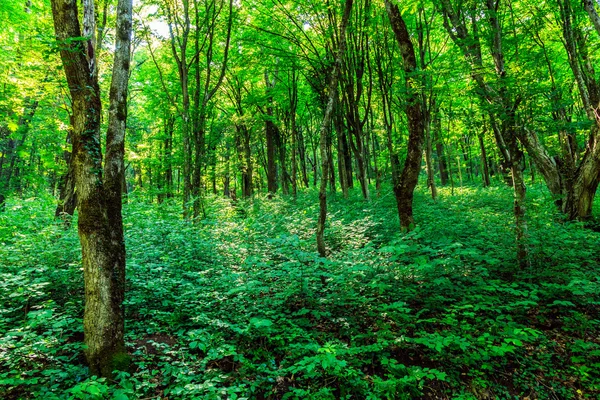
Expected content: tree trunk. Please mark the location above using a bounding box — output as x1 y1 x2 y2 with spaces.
55 129 77 219
0 100 38 210
424 115 437 200
165 114 174 199
317 0 353 257
479 131 490 187
385 0 425 231
236 124 253 198
335 101 348 197
51 0 132 377
278 130 289 195
434 117 449 185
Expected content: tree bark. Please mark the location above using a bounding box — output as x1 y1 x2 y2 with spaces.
51 0 132 377
385 0 425 231
316 0 353 257
424 112 437 200
434 117 449 186
265 71 279 195
440 0 529 267
479 130 490 187
55 128 77 219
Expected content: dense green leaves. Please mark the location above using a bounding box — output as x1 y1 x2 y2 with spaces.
1 185 599 398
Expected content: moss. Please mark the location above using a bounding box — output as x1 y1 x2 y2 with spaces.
94 351 132 378
110 351 132 373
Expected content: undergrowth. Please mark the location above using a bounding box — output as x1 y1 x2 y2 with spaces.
1 184 599 399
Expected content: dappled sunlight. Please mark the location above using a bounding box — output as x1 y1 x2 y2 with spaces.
2 186 600 398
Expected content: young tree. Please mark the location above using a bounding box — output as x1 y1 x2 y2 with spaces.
316 0 353 257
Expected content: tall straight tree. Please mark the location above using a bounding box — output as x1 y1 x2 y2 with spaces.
316 0 353 256
340 0 372 201
50 0 133 377
191 0 233 218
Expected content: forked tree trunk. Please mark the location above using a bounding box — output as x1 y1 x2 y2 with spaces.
385 0 425 231
51 0 132 378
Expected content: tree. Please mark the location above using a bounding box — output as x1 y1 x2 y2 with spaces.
50 0 133 377
519 0 600 220
438 0 530 267
316 0 353 257
384 0 425 231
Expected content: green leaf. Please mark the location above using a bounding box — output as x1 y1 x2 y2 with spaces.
250 318 273 328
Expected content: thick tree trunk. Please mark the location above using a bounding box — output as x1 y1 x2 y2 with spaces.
55 167 77 217
55 125 77 219
51 0 132 378
565 166 600 219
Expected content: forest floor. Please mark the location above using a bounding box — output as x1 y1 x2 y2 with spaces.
1 183 599 399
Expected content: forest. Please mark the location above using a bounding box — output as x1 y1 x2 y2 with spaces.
1 0 600 398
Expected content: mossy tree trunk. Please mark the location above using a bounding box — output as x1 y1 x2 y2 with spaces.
517 0 600 221
385 0 425 231
50 0 132 378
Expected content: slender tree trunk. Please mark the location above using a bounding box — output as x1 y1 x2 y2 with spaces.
372 124 382 194
291 115 298 197
479 131 490 187
236 124 253 198
297 127 309 187
434 117 448 186
507 132 528 267
317 0 353 257
0 101 38 210
327 130 336 193
165 115 174 198
335 103 350 197
279 131 290 195
424 115 437 200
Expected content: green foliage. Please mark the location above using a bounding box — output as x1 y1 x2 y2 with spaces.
1 185 600 399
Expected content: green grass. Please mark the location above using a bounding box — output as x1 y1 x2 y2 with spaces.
1 184 599 399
